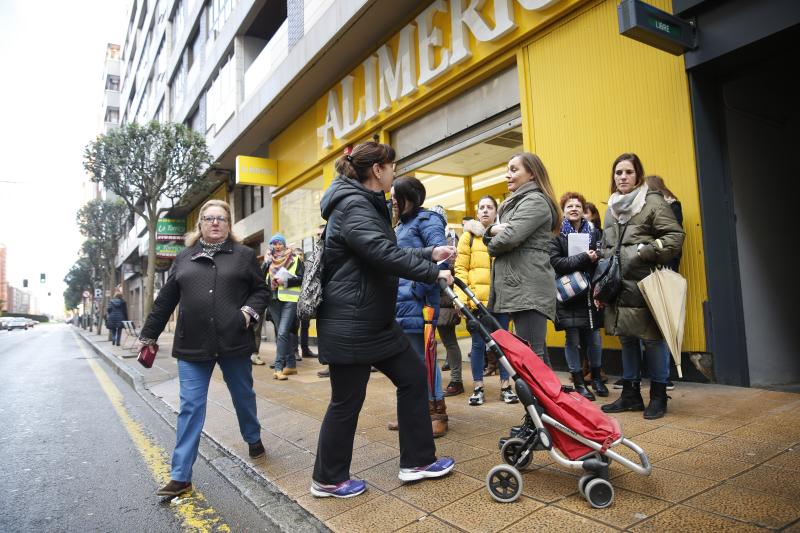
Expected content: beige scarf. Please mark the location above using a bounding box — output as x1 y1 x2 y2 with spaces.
609 184 648 224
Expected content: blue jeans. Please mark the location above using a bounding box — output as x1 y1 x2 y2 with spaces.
620 335 670 384
111 327 123 346
268 299 297 371
173 357 261 482
470 313 510 383
564 328 602 373
407 333 443 401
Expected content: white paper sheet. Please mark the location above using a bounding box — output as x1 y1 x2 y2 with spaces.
567 233 591 256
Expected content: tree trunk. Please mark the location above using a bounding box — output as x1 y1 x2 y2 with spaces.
143 217 158 321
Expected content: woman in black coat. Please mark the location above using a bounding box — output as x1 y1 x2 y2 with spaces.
139 199 269 498
549 192 608 400
106 291 128 346
310 142 456 499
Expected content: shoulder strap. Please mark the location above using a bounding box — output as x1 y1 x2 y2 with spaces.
614 223 629 258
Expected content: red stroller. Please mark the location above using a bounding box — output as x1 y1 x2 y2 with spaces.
441 278 651 508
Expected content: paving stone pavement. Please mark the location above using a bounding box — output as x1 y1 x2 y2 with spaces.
77 327 800 532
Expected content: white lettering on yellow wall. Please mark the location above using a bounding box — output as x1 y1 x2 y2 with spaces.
319 0 565 148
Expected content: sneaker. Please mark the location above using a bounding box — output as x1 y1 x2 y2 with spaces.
666 380 675 391
251 354 266 365
282 367 298 376
273 372 288 380
317 368 330 378
156 480 192 497
398 457 455 482
500 386 519 404
248 439 266 459
469 387 485 406
310 479 366 498
613 379 624 389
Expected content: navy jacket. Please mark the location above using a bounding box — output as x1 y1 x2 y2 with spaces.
106 297 128 330
394 208 447 333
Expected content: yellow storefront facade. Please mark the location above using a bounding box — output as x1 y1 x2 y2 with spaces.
265 0 707 355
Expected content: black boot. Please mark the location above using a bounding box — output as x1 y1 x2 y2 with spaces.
601 380 644 413
590 367 609 397
571 371 596 401
644 382 669 420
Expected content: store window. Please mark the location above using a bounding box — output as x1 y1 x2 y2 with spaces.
278 176 324 254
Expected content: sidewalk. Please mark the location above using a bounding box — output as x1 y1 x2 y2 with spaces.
77 327 800 532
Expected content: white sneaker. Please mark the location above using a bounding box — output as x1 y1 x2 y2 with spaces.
500 386 519 404
251 354 266 365
469 387 484 406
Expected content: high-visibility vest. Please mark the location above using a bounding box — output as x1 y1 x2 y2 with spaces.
276 257 301 303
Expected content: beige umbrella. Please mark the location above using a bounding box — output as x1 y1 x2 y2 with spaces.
637 268 687 378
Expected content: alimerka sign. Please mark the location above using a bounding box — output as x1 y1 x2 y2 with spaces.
318 0 569 149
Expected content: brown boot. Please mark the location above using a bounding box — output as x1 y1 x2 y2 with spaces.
430 399 449 438
483 352 498 377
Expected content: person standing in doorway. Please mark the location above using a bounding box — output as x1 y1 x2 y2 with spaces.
483 153 560 367
311 142 455 498
266 234 304 380
139 199 269 497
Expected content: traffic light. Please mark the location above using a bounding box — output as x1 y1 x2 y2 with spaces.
40 273 46 283
23 279 28 288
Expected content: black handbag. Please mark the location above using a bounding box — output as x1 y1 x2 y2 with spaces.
592 223 628 304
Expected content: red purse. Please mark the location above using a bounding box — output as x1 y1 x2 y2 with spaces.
137 343 158 368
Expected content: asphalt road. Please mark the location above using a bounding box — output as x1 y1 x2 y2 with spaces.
0 324 276 532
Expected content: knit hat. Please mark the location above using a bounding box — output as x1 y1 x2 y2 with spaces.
269 233 286 245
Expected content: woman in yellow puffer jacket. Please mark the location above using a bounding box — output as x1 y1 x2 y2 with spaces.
455 196 518 407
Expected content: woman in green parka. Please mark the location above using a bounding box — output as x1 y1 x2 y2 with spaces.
598 153 685 420
483 153 560 367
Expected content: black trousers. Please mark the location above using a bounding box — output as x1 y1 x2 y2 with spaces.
312 343 436 484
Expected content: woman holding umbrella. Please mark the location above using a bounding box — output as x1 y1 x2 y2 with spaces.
598 153 684 420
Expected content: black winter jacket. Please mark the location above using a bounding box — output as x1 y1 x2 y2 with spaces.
549 228 603 331
140 239 269 361
317 177 440 365
106 297 128 330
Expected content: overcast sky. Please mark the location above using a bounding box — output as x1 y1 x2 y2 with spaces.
0 0 129 316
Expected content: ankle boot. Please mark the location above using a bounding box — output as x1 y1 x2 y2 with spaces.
483 352 498 377
571 371 596 401
601 380 644 413
590 367 609 397
644 382 669 419
430 399 448 438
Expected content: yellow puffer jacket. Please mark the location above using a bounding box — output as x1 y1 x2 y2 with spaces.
454 225 492 309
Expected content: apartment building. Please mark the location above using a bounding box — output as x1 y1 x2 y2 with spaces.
111 0 799 387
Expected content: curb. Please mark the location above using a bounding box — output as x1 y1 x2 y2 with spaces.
73 327 329 533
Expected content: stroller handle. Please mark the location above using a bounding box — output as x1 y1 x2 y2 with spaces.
438 277 504 341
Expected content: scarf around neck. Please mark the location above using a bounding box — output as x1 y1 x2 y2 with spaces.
199 238 227 257
268 247 294 288
609 184 648 224
560 217 597 249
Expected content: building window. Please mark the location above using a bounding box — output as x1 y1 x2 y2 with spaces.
105 107 120 123
278 177 324 250
106 75 120 91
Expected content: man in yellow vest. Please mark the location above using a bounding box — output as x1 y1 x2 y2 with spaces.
265 233 304 380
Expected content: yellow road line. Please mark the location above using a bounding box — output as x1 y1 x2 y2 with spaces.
72 332 231 533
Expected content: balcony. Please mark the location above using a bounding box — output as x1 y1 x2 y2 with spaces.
243 20 288 103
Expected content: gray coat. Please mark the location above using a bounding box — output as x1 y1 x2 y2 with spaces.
601 190 685 340
485 182 558 319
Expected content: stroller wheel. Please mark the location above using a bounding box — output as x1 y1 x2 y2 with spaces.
486 465 523 503
584 478 615 509
501 437 532 469
578 474 594 498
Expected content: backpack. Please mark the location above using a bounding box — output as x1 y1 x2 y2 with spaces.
296 226 327 321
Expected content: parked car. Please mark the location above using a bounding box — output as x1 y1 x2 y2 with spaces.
6 317 30 331
0 317 10 330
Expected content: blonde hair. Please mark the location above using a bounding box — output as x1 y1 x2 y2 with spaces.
184 199 239 246
511 153 560 234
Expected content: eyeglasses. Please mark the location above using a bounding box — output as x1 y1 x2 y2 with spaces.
201 215 228 224
615 169 636 176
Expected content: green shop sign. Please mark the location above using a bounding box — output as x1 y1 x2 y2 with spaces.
156 218 186 241
155 243 185 258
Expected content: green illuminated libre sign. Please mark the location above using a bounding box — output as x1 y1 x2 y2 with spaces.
156 218 186 241
647 16 681 38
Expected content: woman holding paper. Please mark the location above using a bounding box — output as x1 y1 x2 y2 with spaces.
483 153 560 366
598 153 684 420
549 192 607 400
266 233 304 380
